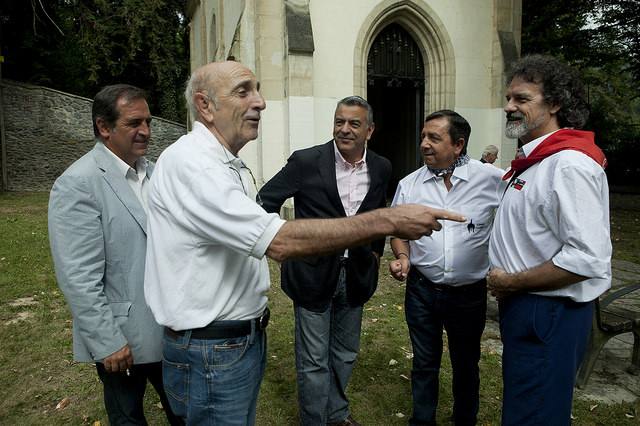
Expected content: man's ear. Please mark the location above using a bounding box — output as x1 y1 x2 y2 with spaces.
366 123 375 141
549 103 561 115
195 93 215 123
454 137 465 155
96 118 112 140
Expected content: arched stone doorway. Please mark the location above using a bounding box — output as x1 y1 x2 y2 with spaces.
367 23 425 197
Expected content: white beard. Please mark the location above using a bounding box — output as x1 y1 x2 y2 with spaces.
505 120 528 139
505 114 546 139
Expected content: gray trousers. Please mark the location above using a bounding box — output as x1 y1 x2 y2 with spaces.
294 267 364 425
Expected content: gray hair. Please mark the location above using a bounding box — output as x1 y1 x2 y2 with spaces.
184 68 216 122
482 144 499 159
336 96 374 125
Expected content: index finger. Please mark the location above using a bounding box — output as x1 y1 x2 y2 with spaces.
426 207 466 223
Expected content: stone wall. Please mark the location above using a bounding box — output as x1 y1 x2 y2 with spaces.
0 80 187 191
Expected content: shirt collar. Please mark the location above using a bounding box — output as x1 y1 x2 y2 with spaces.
333 141 367 167
193 120 243 167
521 129 562 157
103 143 147 177
421 159 471 183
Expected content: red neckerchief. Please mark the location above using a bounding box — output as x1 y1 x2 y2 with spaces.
502 129 607 181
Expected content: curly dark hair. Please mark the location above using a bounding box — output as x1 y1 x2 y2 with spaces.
507 55 589 129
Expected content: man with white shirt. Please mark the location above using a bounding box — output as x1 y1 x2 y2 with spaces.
48 85 180 425
259 96 390 426
389 110 503 426
487 55 611 425
144 61 465 425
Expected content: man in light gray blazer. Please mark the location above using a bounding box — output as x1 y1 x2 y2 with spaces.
48 84 180 425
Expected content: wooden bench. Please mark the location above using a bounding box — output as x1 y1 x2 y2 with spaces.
576 283 640 388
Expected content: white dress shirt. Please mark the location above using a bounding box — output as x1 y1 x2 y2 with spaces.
489 131 612 302
104 146 150 212
392 159 504 286
144 121 285 330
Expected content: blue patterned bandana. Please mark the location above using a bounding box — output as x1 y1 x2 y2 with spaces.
427 154 470 177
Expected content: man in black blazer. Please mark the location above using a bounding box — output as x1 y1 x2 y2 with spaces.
259 96 391 426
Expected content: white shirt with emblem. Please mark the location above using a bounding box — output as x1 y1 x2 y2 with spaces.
489 131 612 302
391 159 504 286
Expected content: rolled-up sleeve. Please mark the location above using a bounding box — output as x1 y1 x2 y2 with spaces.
546 162 611 279
177 163 285 259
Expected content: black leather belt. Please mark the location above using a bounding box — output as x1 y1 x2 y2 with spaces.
430 279 486 292
409 269 486 292
165 308 270 339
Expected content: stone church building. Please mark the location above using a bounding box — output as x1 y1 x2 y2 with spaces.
186 0 521 191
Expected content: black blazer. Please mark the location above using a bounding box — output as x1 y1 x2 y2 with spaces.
259 140 392 311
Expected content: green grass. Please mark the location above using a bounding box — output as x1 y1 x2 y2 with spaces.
1 192 639 425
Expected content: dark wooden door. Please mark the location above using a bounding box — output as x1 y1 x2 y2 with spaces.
367 23 425 198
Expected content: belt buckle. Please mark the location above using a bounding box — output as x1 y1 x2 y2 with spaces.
258 308 270 330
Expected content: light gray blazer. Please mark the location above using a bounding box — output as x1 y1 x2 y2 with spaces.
48 142 163 363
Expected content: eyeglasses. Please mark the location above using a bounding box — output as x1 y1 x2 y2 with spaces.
220 141 263 206
228 164 263 206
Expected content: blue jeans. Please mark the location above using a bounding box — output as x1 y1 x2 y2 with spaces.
499 293 593 426
161 325 267 425
294 266 363 425
405 270 487 426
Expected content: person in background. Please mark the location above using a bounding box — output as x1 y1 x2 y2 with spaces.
480 144 499 164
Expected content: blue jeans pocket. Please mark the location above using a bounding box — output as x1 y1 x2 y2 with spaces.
162 356 190 418
211 336 250 369
162 341 191 418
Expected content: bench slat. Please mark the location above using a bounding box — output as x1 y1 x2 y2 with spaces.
600 310 636 332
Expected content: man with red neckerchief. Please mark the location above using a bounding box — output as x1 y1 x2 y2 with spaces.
488 55 612 425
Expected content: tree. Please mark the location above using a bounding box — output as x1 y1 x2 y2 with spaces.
594 0 640 86
522 0 640 186
522 0 598 65
0 0 189 122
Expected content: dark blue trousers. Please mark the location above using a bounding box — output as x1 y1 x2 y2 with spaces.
405 270 487 426
96 362 182 425
499 293 593 426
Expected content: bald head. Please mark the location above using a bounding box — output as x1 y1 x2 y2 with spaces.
186 61 237 121
185 61 266 153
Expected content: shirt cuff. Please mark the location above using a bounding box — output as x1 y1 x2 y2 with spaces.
552 244 611 280
251 215 286 259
